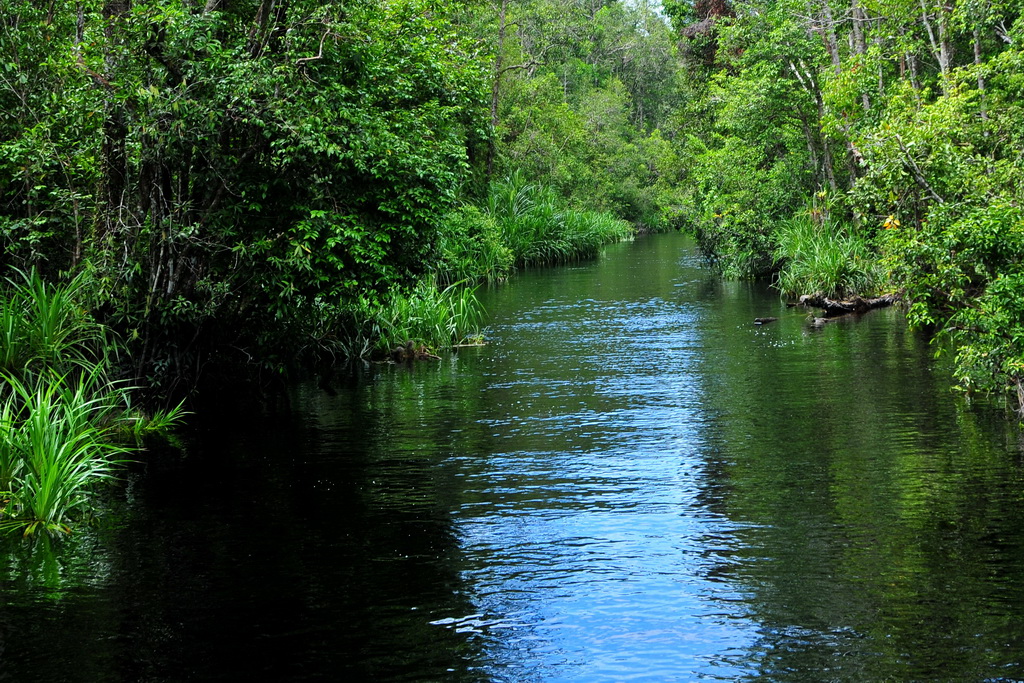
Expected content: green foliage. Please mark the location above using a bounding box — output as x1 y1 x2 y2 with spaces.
3 0 1022 415
774 211 882 298
683 133 809 276
0 269 111 380
434 205 514 287
663 0 1024 411
433 173 632 290
1 370 132 537
369 280 485 355
881 202 1024 397
668 3 829 275
0 0 490 386
486 0 682 228
0 269 183 537
848 43 1024 404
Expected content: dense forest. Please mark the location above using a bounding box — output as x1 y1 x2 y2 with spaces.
1 0 1022 528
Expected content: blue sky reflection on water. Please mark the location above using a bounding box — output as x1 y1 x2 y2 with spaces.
443 246 763 680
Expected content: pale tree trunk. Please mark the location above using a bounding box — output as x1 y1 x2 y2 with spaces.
488 0 509 180
897 25 922 102
850 0 871 112
920 0 953 92
818 0 842 75
938 1 954 77
813 0 861 185
974 27 988 120
788 59 839 192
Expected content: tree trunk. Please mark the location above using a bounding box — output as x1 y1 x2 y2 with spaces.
850 0 871 112
975 27 988 120
818 0 843 75
796 293 901 315
487 0 509 180
98 0 130 243
920 0 952 92
788 59 838 192
812 0 861 185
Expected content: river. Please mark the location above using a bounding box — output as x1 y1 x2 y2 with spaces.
3 232 1024 681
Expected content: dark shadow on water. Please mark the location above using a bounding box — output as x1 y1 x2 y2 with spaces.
0 368 489 682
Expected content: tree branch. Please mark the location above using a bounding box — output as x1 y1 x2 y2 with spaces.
894 134 945 204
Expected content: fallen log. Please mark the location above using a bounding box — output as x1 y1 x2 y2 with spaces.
795 293 901 316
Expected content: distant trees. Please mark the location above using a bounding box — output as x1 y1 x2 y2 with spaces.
667 0 1024 406
475 0 685 227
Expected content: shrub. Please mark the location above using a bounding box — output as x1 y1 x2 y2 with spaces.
0 269 182 537
774 213 882 299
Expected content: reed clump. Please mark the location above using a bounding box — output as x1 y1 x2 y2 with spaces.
435 173 633 286
485 172 634 270
370 279 485 356
0 269 182 537
773 214 882 299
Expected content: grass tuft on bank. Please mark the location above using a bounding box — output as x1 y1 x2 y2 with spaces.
773 213 882 299
435 174 633 289
0 269 183 538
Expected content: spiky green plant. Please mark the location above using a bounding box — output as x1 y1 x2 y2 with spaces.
1 371 131 536
1 268 111 379
373 279 484 354
0 269 184 537
773 214 882 299
0 297 29 376
0 396 22 494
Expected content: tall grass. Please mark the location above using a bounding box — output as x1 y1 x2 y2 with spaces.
1 371 131 536
773 214 882 298
0 396 21 494
0 268 111 379
485 172 633 270
0 269 182 537
370 280 484 355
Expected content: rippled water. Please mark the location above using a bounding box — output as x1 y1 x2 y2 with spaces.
3 232 1024 681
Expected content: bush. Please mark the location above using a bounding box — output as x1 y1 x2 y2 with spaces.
881 201 1024 402
434 205 514 287
0 269 182 537
774 212 882 298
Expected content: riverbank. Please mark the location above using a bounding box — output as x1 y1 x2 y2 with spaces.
697 203 1023 418
0 176 631 536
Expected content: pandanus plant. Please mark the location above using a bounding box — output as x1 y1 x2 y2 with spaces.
1 370 131 536
0 268 182 537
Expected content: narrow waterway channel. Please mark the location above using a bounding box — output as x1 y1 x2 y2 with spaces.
3 232 1024 681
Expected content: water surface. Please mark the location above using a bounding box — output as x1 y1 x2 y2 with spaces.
3 232 1024 681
